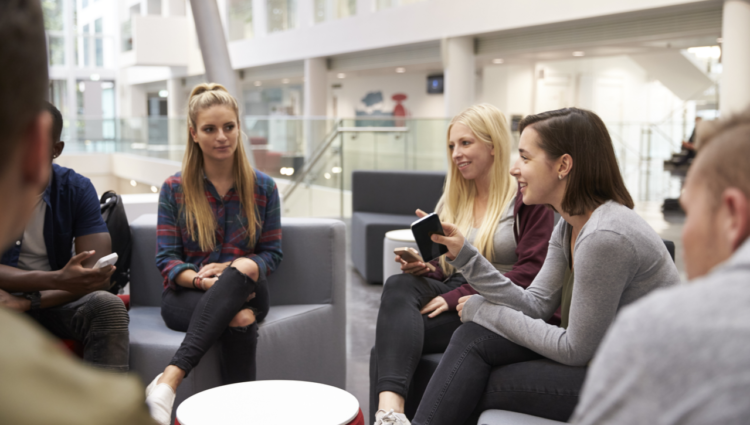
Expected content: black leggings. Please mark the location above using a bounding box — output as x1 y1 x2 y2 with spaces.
161 267 269 384
412 322 588 425
374 273 465 398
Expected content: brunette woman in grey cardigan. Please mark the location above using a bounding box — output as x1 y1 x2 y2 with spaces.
410 108 681 425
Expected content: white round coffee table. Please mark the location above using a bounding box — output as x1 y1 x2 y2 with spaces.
383 229 418 283
176 380 362 425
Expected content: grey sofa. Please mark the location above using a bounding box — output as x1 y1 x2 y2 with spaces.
128 215 347 419
351 170 445 283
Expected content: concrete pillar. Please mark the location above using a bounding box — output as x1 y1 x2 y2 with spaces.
304 57 328 156
720 0 750 116
167 77 186 161
167 77 186 117
189 0 239 97
443 36 475 118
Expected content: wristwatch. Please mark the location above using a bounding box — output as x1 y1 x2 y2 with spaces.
23 291 41 311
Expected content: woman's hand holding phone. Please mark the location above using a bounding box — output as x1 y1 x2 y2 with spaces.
395 255 431 276
415 209 465 260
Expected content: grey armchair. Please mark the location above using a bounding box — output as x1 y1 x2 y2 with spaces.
351 170 445 283
128 215 347 420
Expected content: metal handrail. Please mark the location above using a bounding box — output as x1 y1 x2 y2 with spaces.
281 124 410 201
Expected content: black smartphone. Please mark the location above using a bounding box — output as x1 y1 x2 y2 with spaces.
411 213 449 262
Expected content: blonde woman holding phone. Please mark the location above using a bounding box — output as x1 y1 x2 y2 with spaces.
145 83 282 424
372 104 555 425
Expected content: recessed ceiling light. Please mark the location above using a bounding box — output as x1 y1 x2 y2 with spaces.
282 78 290 84
573 51 585 57
337 73 346 79
395 67 406 73
492 58 503 64
158 89 168 98
90 73 101 81
254 81 262 87
130 180 137 187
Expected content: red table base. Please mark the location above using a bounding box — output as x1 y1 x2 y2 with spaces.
175 408 364 425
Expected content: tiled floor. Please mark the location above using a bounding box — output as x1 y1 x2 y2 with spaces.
342 202 688 421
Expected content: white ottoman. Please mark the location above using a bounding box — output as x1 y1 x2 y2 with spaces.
382 229 418 283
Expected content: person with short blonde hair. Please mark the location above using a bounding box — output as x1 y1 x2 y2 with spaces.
145 83 282 424
372 104 554 425
571 108 750 425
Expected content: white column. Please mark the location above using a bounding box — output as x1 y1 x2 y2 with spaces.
167 77 186 161
304 57 328 157
296 0 313 29
253 0 268 38
721 0 750 116
167 77 186 117
163 0 186 16
443 36 475 118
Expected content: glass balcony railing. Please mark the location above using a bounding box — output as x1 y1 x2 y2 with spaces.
60 116 693 217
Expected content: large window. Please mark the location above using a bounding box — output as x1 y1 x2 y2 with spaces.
43 0 66 66
267 0 297 33
314 0 356 23
42 0 64 31
376 0 425 11
228 0 254 41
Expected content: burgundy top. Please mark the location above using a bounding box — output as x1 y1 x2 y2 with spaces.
430 188 557 320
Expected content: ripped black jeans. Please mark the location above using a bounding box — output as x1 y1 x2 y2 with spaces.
161 267 269 384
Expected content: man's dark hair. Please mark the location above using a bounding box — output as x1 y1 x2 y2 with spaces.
0 0 49 170
519 108 634 215
45 102 64 143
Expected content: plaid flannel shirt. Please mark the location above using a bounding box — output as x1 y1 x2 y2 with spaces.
155 170 282 289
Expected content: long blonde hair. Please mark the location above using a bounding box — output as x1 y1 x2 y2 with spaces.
182 83 258 252
438 104 517 274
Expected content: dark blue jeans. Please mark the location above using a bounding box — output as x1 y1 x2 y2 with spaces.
412 322 587 425
30 290 130 371
161 266 268 384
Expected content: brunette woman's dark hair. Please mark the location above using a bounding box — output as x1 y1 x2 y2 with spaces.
519 108 634 215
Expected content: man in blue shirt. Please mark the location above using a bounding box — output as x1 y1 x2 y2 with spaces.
0 103 129 371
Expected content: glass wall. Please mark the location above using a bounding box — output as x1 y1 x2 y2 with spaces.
228 0 254 41
376 0 425 10
314 0 356 23
267 0 297 33
44 0 66 66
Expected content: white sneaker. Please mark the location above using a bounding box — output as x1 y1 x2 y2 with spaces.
145 373 176 425
375 409 411 425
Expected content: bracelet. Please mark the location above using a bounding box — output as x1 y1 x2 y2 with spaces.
192 275 204 291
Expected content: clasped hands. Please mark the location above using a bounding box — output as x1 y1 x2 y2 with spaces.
196 258 259 302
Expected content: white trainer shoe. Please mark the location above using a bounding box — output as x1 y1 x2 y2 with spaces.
145 373 176 425
375 409 411 425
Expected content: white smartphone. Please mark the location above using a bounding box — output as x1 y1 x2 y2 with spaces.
93 252 118 269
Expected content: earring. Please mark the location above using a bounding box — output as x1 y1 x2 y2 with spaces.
558 174 563 180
